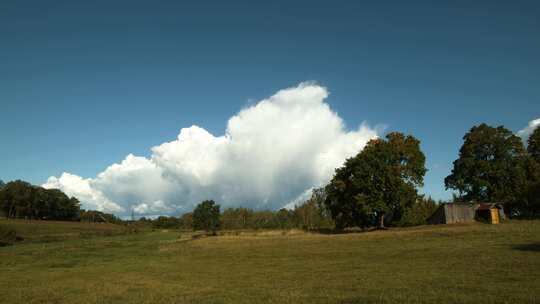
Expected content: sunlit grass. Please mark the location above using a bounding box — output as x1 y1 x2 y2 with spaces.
1 220 539 303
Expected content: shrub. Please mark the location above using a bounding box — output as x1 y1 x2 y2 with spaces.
193 200 220 233
396 197 438 227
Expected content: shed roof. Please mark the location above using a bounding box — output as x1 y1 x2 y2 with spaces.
476 203 503 210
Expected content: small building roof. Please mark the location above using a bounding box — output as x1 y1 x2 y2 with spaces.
476 203 503 210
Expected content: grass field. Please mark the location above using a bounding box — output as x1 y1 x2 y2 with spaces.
0 219 130 243
1 219 539 304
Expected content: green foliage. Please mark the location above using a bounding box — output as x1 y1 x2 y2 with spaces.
178 212 194 230
220 207 289 230
521 181 540 217
528 127 540 163
522 127 540 217
217 189 332 231
274 208 295 229
220 207 255 229
0 225 18 246
445 123 539 215
193 200 221 233
511 157 540 216
152 216 181 229
293 189 333 230
324 132 427 229
80 210 123 224
396 196 439 227
0 180 80 220
445 124 526 203
250 210 277 229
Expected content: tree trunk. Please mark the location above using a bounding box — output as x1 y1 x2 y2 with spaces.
8 204 15 218
378 213 385 229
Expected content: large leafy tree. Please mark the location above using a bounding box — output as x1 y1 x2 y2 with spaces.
523 180 540 216
192 200 221 233
324 132 426 229
445 124 529 209
528 126 540 163
521 127 540 216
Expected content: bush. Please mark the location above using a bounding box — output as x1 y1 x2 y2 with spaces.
152 216 180 229
396 197 438 227
0 226 19 246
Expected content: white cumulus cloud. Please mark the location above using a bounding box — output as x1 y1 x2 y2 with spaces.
43 172 124 213
43 83 379 216
517 118 540 141
133 200 175 215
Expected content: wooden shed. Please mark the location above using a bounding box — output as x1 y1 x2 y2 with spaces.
427 202 476 225
427 202 505 225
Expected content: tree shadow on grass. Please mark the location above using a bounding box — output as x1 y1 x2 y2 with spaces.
513 242 540 252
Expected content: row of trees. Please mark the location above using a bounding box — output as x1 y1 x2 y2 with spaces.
144 197 334 232
0 180 80 220
147 193 438 233
79 210 123 224
320 123 540 230
324 123 540 229
1 123 538 230
0 180 124 223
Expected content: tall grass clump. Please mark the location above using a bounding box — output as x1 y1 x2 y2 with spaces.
0 225 19 246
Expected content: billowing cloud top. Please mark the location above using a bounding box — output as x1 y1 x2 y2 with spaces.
43 83 379 217
517 118 540 141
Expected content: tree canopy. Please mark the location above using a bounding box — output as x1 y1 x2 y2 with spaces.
444 124 530 209
522 127 540 216
528 126 540 164
79 209 123 224
0 180 80 220
324 132 427 229
193 200 221 233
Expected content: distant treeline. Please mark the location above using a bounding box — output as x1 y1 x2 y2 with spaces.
147 202 333 231
1 122 539 231
0 176 438 231
0 180 79 220
79 210 123 224
144 195 439 231
0 180 124 223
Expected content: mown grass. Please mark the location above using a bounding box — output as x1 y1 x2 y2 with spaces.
0 219 130 243
0 220 539 303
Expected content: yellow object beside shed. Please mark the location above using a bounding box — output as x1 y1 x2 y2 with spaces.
476 203 504 224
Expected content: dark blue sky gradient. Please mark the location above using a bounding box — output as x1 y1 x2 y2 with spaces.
1 0 539 200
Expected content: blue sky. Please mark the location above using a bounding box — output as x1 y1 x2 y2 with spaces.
1 1 539 213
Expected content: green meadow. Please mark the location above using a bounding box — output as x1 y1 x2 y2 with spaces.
1 219 539 304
